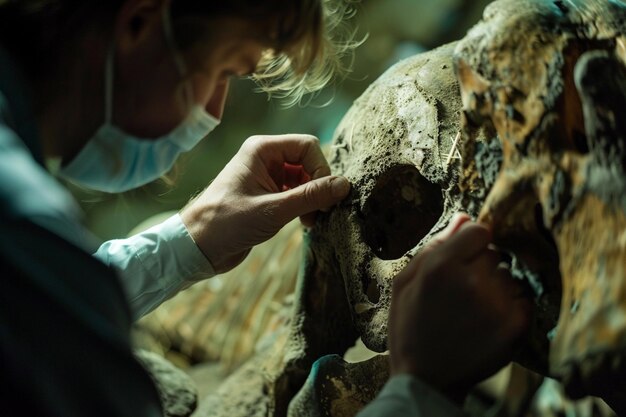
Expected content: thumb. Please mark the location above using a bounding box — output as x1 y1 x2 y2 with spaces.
271 176 351 224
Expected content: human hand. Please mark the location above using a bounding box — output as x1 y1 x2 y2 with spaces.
180 134 350 274
388 213 532 404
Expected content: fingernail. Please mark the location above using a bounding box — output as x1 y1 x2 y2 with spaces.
331 177 351 198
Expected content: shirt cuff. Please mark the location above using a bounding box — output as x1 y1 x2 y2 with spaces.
95 213 215 320
150 213 216 282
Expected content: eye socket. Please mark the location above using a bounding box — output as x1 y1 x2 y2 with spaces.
361 165 444 260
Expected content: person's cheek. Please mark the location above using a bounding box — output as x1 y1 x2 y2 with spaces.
189 72 218 108
205 79 230 119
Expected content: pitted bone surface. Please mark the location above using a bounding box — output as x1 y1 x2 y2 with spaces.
315 43 469 352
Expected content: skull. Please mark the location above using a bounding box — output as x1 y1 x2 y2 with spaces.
454 0 626 398
313 42 474 353
278 42 472 416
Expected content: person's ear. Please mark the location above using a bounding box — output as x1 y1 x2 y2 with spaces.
113 0 169 56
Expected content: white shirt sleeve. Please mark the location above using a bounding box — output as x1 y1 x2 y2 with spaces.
357 375 468 417
94 213 215 320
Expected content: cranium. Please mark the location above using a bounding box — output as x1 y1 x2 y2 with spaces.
455 0 626 399
313 41 473 354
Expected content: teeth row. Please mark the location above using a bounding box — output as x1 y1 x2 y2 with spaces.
561 349 626 399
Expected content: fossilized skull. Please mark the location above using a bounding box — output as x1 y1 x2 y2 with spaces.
455 0 626 398
313 42 474 353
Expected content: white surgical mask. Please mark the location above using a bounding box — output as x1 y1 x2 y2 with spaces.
60 7 220 193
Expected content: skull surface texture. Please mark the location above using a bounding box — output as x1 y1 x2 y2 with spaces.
278 42 473 417
315 42 473 353
454 0 626 399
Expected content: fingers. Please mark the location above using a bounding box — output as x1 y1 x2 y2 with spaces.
432 212 473 243
393 213 480 291
232 135 352 229
392 254 424 291
282 163 312 190
269 176 351 225
245 134 332 180
465 247 501 278
497 269 533 339
439 221 493 262
467 252 533 341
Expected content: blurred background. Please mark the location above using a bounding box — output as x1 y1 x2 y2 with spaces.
69 0 493 240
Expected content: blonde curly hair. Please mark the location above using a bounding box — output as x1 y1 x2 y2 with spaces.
250 0 361 106
169 0 361 106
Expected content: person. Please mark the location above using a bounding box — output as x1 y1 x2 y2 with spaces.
0 0 353 415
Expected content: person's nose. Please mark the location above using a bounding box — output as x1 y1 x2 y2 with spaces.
206 79 229 119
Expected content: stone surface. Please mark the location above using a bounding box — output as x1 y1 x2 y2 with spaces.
135 350 198 417
287 355 390 417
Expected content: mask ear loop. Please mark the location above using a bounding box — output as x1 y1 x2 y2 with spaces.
161 5 195 111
